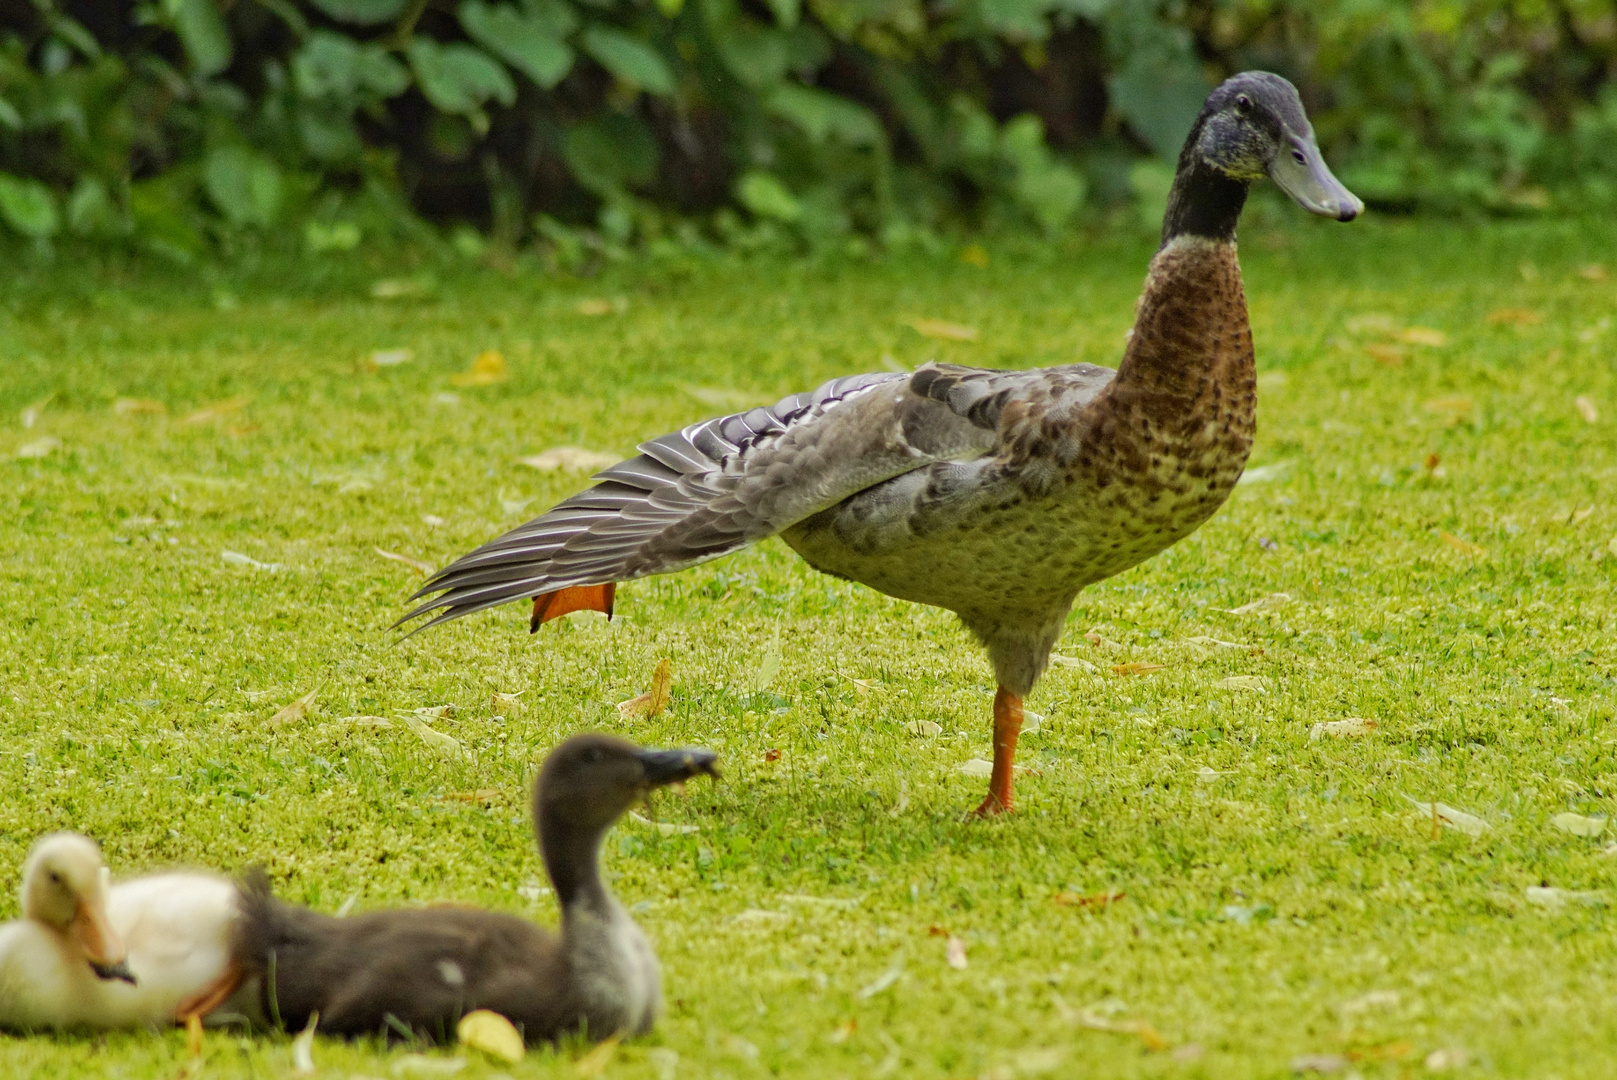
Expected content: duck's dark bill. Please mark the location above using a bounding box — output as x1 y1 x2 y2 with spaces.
90 958 137 985
638 747 720 785
1268 134 1362 221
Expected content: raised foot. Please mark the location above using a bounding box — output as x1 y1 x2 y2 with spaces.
530 583 617 631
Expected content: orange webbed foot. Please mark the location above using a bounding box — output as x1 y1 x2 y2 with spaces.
530 583 617 632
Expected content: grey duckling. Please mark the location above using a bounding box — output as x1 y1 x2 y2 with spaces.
401 71 1360 816
232 734 718 1043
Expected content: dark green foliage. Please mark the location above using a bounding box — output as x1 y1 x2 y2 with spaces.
1 1 1615 256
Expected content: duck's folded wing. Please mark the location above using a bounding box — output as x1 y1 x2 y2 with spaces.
399 365 1038 632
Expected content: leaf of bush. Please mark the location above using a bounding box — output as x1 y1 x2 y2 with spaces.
976 0 1054 40
765 83 883 146
408 39 517 116
1107 49 1209 161
203 145 282 227
172 0 233 77
581 27 675 95
0 173 60 238
563 113 659 194
460 1 575 88
307 0 409 24
736 171 802 221
294 32 410 101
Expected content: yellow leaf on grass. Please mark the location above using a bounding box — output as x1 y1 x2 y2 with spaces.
1423 395 1473 420
1575 395 1599 423
907 318 979 341
1310 717 1377 739
747 628 783 692
1111 662 1164 676
179 397 249 426
574 1035 620 1075
945 935 968 970
959 758 994 778
1049 654 1099 672
1397 326 1447 346
371 348 414 367
458 1009 525 1064
1402 795 1489 837
450 350 507 387
1216 675 1267 691
443 788 502 804
271 688 319 725
619 658 672 719
1439 531 1487 557
576 298 616 316
401 714 463 756
113 398 167 416
1486 307 1541 326
490 691 523 714
518 447 620 472
1364 343 1404 366
14 436 60 459
1344 313 1398 335
375 547 436 574
628 810 699 835
1225 593 1290 615
1550 812 1608 837
905 720 942 737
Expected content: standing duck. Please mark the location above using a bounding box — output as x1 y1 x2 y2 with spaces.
233 734 718 1043
0 832 242 1030
402 72 1360 816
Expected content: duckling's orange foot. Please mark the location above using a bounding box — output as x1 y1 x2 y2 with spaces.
530 583 617 632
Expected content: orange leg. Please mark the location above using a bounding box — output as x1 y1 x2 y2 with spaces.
530 583 617 632
971 687 1023 817
173 960 242 1026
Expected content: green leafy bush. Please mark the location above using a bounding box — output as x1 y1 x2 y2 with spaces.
1 0 1614 257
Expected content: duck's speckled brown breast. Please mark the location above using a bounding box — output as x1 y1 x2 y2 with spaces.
1060 235 1256 586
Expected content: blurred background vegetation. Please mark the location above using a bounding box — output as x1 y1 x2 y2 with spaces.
2 0 1615 262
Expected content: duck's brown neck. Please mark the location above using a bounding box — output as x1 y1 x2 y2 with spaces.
1113 235 1254 403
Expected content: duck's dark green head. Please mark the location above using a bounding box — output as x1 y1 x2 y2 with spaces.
1164 71 1361 244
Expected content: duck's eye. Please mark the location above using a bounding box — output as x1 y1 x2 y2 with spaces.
1291 148 1307 165
1234 94 1252 116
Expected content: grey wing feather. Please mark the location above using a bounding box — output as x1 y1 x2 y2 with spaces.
397 362 1109 632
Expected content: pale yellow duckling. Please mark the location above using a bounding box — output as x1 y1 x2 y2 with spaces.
0 832 242 1031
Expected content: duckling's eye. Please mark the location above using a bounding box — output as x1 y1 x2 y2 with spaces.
1234 94 1252 116
47 871 61 885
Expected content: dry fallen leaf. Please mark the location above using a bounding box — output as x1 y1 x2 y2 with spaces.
372 348 413 367
14 436 60 459
1580 263 1608 281
1184 636 1251 652
1402 795 1489 837
763 747 782 762
458 1010 524 1064
1525 885 1606 909
1550 812 1607 837
1425 1048 1472 1072
829 1019 857 1044
576 298 617 316
905 720 943 738
389 1053 469 1076
1291 1053 1349 1074
443 788 501 804
1111 662 1164 676
574 1034 620 1076
628 811 699 835
1216 675 1267 691
411 705 454 721
959 758 994 778
907 318 979 341
291 1012 318 1073
271 688 319 726
1345 313 1398 335
1054 890 1125 909
1439 531 1487 557
370 277 433 300
945 935 968 970
179 397 249 426
619 658 673 719
401 714 463 756
490 691 523 714
1575 395 1599 423
375 547 436 574
1071 1009 1167 1052
1049 654 1099 672
1225 592 1290 615
1310 717 1377 739
1083 631 1123 651
1485 307 1541 326
1364 343 1404 366
855 965 904 1000
112 398 167 416
1397 326 1448 346
518 447 620 473
1423 395 1473 421
449 350 507 387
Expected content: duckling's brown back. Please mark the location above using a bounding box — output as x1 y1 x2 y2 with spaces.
235 871 581 1043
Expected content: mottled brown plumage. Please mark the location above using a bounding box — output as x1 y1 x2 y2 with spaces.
401 71 1361 815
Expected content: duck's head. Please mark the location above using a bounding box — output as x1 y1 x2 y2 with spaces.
1167 71 1361 243
20 833 135 984
535 733 719 836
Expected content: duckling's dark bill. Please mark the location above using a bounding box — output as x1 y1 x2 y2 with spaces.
89 958 137 984
637 748 720 786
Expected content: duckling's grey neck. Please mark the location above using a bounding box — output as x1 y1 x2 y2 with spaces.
1161 159 1249 246
541 818 663 1037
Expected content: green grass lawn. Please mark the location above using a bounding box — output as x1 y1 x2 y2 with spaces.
3 212 1616 1079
